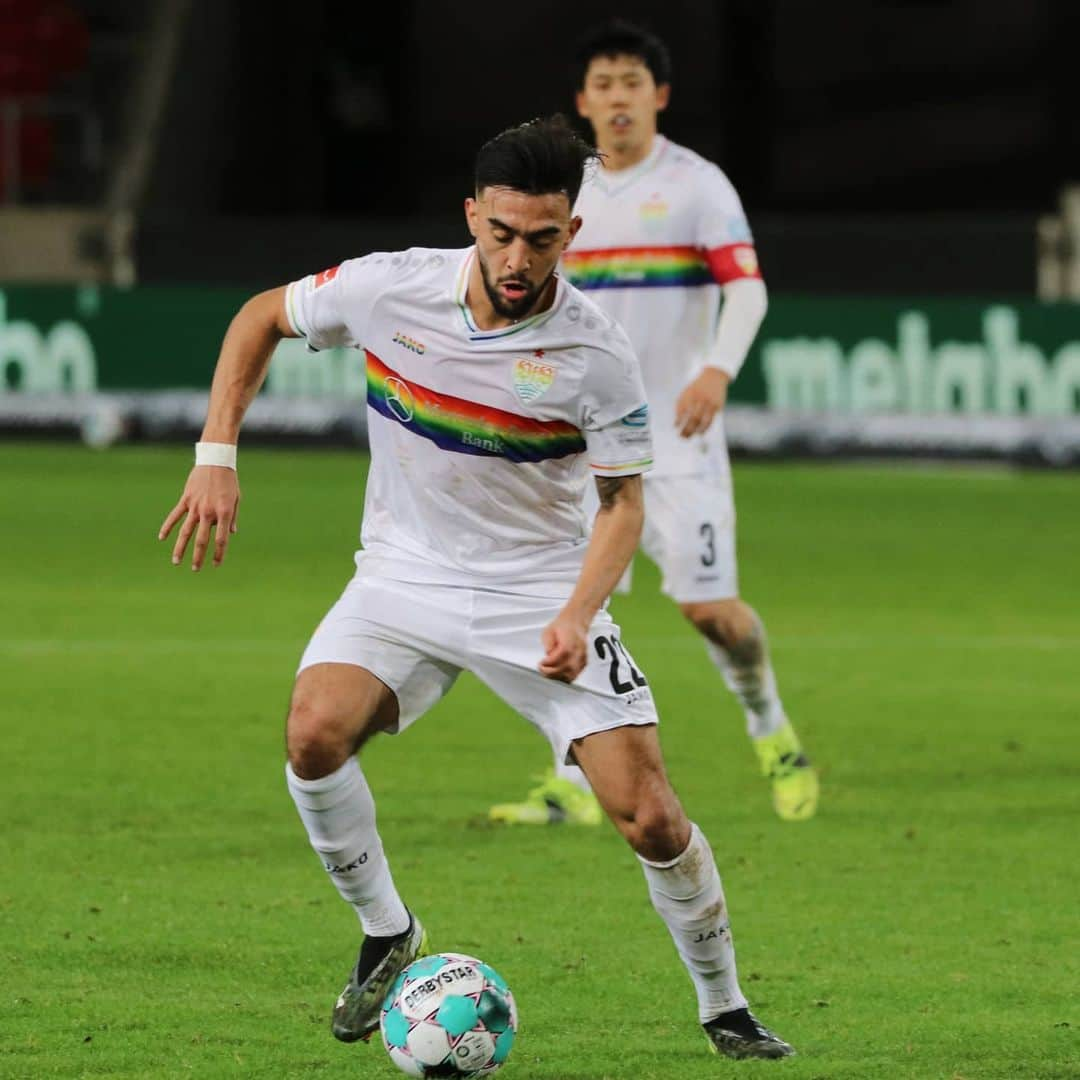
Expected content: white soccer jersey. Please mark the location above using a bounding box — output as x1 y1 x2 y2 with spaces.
285 247 652 597
564 135 761 476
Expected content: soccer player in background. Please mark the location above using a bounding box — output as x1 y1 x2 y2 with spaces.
491 21 819 827
159 117 794 1059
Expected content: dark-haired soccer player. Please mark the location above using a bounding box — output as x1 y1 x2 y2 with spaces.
492 21 819 830
159 116 793 1060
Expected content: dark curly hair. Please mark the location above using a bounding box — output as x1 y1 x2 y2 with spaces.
474 115 600 207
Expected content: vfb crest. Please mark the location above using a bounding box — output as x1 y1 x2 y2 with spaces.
512 352 556 403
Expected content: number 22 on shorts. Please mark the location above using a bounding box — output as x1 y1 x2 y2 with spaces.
593 634 648 695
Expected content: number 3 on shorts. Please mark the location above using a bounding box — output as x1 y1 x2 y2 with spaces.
593 634 648 694
699 522 716 567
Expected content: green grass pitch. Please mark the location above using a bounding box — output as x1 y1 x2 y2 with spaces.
1 442 1077 1079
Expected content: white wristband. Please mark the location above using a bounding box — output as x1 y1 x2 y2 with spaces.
195 441 237 469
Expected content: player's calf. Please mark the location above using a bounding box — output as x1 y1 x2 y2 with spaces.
679 597 759 654
682 600 820 821
680 600 780 736
571 725 688 861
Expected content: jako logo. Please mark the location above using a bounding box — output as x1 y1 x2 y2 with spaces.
323 852 368 873
621 404 649 427
693 927 728 943
393 331 426 355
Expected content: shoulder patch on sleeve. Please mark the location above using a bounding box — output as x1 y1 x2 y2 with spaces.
314 265 340 289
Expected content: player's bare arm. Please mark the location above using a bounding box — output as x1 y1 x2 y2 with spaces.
158 286 296 571
539 473 645 682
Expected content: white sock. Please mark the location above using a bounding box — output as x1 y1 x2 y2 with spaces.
285 758 410 937
706 615 787 739
639 823 747 1023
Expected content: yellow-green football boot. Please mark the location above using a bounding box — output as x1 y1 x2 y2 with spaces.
753 722 819 822
488 771 603 826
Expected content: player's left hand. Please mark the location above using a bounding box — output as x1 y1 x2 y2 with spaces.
675 367 730 437
539 610 590 682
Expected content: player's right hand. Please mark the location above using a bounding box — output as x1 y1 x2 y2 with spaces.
158 466 240 571
675 367 730 437
539 611 590 683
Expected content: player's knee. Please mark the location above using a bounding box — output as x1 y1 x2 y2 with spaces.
285 699 352 779
616 792 689 863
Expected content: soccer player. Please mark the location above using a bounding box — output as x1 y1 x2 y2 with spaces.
490 22 819 827
159 116 793 1061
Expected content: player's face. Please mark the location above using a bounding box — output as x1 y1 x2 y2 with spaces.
576 54 670 156
465 186 582 321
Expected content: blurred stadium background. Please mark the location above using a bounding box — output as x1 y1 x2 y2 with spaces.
3 0 1080 460
2 4 1078 1078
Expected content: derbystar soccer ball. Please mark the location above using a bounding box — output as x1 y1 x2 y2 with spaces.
380 952 517 1077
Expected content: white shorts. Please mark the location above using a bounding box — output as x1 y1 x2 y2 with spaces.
585 470 738 603
299 575 658 764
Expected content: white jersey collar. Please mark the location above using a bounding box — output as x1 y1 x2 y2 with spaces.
593 134 668 197
453 247 564 341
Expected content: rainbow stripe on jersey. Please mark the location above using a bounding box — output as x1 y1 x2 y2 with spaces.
562 245 713 290
366 351 586 464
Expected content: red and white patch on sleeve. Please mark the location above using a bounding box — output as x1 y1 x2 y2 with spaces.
314 265 340 289
704 244 761 284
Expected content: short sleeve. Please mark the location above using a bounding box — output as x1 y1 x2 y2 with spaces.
585 404 654 477
695 166 762 285
284 255 383 351
580 324 654 477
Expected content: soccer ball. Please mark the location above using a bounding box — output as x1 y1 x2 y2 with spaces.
380 952 517 1077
